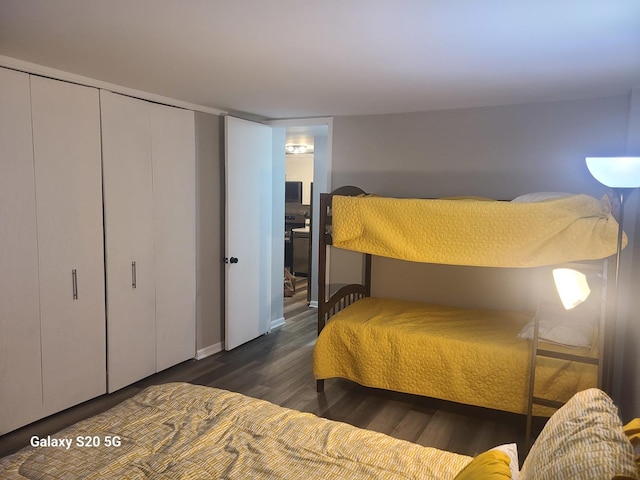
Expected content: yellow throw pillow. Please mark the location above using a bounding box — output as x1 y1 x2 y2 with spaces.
623 418 640 443
623 418 640 474
454 450 512 480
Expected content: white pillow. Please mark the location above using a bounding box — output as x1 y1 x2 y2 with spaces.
517 302 597 349
511 192 573 203
490 443 519 479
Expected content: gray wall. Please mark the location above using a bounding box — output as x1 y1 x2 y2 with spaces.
194 111 223 352
332 96 629 199
330 95 638 412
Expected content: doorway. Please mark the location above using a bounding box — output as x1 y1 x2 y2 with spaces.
268 118 332 326
284 143 313 304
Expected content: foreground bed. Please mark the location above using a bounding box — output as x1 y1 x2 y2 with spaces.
0 383 637 479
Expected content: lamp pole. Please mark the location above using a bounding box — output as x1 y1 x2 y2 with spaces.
585 157 640 398
605 188 632 393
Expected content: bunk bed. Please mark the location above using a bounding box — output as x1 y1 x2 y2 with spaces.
313 186 623 419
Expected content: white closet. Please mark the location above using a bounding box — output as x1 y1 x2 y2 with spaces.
31 75 107 416
0 68 106 433
0 67 43 434
101 91 196 392
0 69 196 432
149 102 197 372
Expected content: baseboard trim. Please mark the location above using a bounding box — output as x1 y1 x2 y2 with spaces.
271 317 286 330
196 342 223 360
309 301 318 309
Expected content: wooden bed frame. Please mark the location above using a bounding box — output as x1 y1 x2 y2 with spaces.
317 186 371 393
315 186 619 441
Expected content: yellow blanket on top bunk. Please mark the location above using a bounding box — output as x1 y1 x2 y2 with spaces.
331 194 622 267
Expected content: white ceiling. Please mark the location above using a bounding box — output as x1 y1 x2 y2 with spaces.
1 1 639 119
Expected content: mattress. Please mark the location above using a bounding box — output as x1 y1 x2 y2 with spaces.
0 382 472 479
331 194 622 267
313 297 598 416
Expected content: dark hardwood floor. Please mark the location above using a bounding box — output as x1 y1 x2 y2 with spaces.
0 277 543 460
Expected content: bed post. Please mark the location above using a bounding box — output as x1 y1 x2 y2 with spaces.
364 253 372 297
318 193 330 336
317 186 368 337
317 193 330 393
316 186 368 395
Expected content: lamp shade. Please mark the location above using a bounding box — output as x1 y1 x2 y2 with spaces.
553 268 590 310
585 157 640 188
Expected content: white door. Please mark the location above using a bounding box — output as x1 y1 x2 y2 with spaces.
0 67 43 434
101 91 156 392
30 76 106 415
225 116 273 350
150 102 196 370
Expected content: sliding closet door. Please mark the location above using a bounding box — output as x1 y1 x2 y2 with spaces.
101 91 156 392
30 76 106 415
150 103 196 371
0 68 43 433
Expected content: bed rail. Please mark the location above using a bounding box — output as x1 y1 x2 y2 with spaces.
317 186 371 393
320 284 369 331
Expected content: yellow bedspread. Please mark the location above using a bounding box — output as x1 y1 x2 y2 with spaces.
331 194 622 267
313 298 597 416
0 382 472 479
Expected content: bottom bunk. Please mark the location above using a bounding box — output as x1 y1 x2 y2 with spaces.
313 297 598 416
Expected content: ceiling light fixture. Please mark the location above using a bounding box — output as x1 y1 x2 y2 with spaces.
285 144 311 154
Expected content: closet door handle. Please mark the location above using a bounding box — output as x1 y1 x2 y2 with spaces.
132 261 137 289
72 269 78 300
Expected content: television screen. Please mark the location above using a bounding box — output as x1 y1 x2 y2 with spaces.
285 181 303 203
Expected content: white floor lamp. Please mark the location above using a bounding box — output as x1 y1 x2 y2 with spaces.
585 156 640 392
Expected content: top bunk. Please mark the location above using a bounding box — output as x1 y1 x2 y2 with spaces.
321 186 623 268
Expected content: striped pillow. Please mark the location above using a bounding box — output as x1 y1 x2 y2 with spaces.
520 388 638 480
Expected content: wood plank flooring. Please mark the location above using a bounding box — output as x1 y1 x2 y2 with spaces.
0 277 543 460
